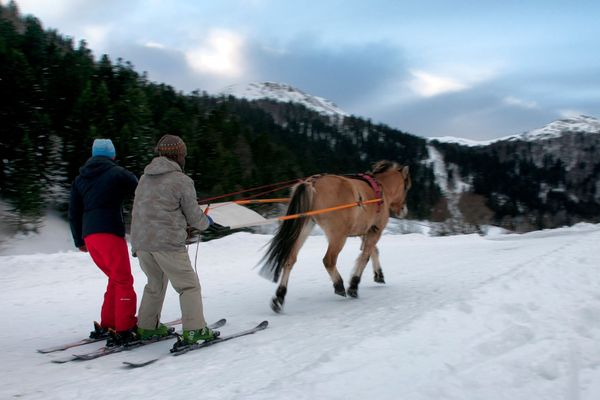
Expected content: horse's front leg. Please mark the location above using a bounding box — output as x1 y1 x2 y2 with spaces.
371 246 385 283
348 230 382 298
347 252 369 298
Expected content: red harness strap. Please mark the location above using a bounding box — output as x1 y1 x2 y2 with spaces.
358 173 384 212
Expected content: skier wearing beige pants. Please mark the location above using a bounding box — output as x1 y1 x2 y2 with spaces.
131 134 219 344
136 251 207 330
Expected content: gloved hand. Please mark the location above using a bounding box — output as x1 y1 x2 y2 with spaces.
206 222 230 233
186 226 200 244
78 245 88 253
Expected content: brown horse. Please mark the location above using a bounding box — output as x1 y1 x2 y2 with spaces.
260 160 412 312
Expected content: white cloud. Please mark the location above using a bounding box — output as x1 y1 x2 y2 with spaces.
185 30 244 77
82 24 111 52
144 41 166 49
503 96 539 109
8 0 73 19
408 70 468 97
405 62 502 98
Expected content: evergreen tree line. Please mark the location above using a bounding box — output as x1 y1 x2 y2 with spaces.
0 3 440 231
433 140 600 229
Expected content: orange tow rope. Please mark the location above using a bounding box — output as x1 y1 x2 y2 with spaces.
198 179 302 204
277 198 382 221
233 198 290 205
225 198 382 230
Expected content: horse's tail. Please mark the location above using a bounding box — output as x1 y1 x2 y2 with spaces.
259 181 314 282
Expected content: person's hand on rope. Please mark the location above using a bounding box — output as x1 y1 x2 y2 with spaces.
204 214 230 233
206 215 214 225
206 221 230 233
186 225 201 244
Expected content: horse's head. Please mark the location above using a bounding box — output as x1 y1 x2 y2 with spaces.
371 160 412 218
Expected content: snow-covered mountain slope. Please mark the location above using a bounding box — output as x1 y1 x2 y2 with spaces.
430 115 600 147
3 225 600 399
504 115 600 142
221 82 348 118
428 136 495 147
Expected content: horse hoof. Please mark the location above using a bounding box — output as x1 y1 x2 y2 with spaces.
347 288 358 298
271 297 284 313
333 281 346 297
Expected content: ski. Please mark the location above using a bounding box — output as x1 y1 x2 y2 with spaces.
38 317 183 354
38 338 104 354
50 318 225 364
122 320 268 369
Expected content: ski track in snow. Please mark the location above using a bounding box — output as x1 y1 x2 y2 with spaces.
1 225 600 400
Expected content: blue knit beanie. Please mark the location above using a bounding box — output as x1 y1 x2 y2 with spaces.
92 139 116 158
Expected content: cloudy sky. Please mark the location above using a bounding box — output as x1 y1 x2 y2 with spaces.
5 0 600 139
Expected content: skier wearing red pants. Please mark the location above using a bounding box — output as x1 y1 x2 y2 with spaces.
68 138 139 345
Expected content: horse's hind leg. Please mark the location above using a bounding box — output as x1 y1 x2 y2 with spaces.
348 230 382 298
272 260 294 313
271 221 314 313
371 246 385 283
323 237 347 297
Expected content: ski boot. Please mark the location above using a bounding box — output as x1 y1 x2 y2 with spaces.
89 321 109 339
137 323 175 341
171 326 220 352
106 327 141 347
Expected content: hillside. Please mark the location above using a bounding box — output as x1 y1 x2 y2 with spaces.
430 115 600 231
1 2 599 237
0 3 439 236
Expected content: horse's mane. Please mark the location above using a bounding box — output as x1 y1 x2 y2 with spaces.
370 160 401 175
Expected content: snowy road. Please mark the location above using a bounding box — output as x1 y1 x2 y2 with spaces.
1 224 599 399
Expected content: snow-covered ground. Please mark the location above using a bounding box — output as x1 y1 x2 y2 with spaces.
0 211 74 256
1 223 600 400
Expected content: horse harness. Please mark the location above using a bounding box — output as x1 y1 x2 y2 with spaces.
346 173 384 213
309 172 384 213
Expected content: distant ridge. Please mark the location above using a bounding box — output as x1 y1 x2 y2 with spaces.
503 115 600 142
221 82 348 118
430 115 600 147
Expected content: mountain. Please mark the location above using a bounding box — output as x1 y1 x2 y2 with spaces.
221 82 348 119
431 115 600 147
1 3 598 236
0 3 439 234
427 136 493 147
429 115 600 232
502 114 600 142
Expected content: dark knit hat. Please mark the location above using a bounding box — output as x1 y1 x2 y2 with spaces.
156 135 187 157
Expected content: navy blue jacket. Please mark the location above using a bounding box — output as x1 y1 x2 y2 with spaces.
69 156 138 247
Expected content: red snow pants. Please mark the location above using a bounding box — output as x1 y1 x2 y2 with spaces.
84 233 137 332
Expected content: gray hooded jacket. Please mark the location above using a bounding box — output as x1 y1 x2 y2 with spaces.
131 156 209 252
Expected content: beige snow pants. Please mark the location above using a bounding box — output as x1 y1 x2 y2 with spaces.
136 250 207 331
